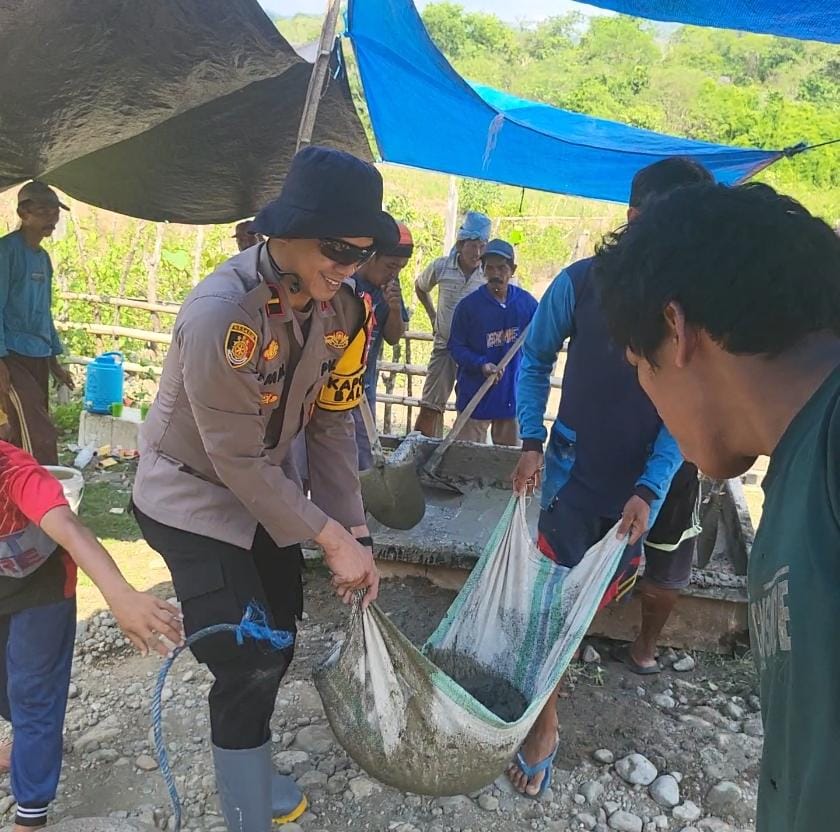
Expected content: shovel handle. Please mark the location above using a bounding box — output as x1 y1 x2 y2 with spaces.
423 322 531 477
358 396 385 466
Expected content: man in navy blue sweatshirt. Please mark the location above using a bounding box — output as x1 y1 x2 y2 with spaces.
508 158 712 798
448 240 537 445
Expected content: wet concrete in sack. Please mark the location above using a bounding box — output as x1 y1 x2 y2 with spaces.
379 579 529 723
426 648 528 723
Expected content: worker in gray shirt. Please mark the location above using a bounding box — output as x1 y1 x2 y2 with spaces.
132 147 397 832
414 211 489 437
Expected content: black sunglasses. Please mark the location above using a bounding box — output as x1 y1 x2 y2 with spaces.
319 238 376 266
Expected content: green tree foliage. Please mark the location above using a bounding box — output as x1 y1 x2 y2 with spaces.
422 2 520 61
276 13 322 45
420 4 840 219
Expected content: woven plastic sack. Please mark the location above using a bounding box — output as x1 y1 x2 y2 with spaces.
314 496 626 795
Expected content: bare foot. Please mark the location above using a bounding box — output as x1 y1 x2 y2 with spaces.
506 722 559 796
0 739 11 771
14 825 45 832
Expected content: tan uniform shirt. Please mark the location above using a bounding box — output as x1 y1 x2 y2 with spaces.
133 244 367 549
415 252 484 347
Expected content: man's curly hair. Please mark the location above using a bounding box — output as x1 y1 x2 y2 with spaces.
593 182 840 363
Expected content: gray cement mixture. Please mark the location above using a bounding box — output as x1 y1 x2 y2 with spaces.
425 649 528 723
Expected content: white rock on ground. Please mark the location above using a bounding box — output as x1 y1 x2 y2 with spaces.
348 776 379 800
274 750 309 776
705 780 743 815
608 809 643 832
477 794 499 812
648 774 680 808
133 754 158 772
581 780 605 805
615 753 658 786
576 812 597 830
652 694 676 709
293 725 334 755
583 645 601 664
434 795 473 814
696 820 736 832
672 655 696 672
593 749 615 764
672 800 702 822
296 770 328 789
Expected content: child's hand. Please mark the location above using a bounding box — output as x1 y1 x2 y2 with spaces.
107 589 184 657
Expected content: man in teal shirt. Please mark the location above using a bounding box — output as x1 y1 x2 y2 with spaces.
593 180 840 832
0 181 74 464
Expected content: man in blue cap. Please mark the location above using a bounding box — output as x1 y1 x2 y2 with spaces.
448 239 537 445
414 211 490 437
132 146 398 831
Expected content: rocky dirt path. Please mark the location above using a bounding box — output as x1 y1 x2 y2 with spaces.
0 563 760 832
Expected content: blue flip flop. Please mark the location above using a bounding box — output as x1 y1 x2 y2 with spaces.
512 733 560 799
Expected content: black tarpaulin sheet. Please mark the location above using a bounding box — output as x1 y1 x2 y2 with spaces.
0 0 371 224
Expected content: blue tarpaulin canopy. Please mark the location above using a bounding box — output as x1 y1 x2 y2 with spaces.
347 0 784 203
573 1 840 45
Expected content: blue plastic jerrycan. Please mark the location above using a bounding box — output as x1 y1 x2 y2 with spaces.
84 351 125 414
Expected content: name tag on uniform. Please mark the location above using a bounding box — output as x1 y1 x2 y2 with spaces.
30 271 46 283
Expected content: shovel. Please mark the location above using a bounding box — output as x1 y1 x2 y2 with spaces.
421 323 531 488
358 396 427 530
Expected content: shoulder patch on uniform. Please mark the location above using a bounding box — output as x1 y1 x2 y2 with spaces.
225 322 258 368
325 330 349 350
262 339 279 361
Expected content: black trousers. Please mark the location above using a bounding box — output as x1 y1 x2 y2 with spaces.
133 508 303 750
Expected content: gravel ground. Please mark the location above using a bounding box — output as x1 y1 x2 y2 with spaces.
0 567 761 832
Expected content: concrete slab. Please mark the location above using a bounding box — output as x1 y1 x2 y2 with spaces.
370 434 751 654
79 408 143 450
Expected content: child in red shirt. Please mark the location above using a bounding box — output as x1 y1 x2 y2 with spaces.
0 441 182 830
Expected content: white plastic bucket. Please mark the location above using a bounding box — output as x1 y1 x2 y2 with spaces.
44 466 85 514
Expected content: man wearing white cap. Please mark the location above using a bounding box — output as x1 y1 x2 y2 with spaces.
414 211 489 437
0 182 74 465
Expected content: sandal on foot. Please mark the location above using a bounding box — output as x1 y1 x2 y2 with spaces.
612 643 662 675
512 733 560 799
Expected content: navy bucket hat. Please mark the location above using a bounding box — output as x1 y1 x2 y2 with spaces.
252 146 399 250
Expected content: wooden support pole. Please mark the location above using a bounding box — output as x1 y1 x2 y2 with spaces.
57 293 180 316
54 321 172 345
192 226 205 286
147 224 165 348
443 175 459 254
296 0 343 151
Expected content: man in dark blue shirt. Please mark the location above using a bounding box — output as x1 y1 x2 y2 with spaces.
509 159 710 798
448 239 537 445
0 182 75 465
352 222 413 469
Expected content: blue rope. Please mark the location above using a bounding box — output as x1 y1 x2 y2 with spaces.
151 603 294 832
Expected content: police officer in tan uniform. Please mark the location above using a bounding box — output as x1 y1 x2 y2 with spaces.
131 147 398 831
